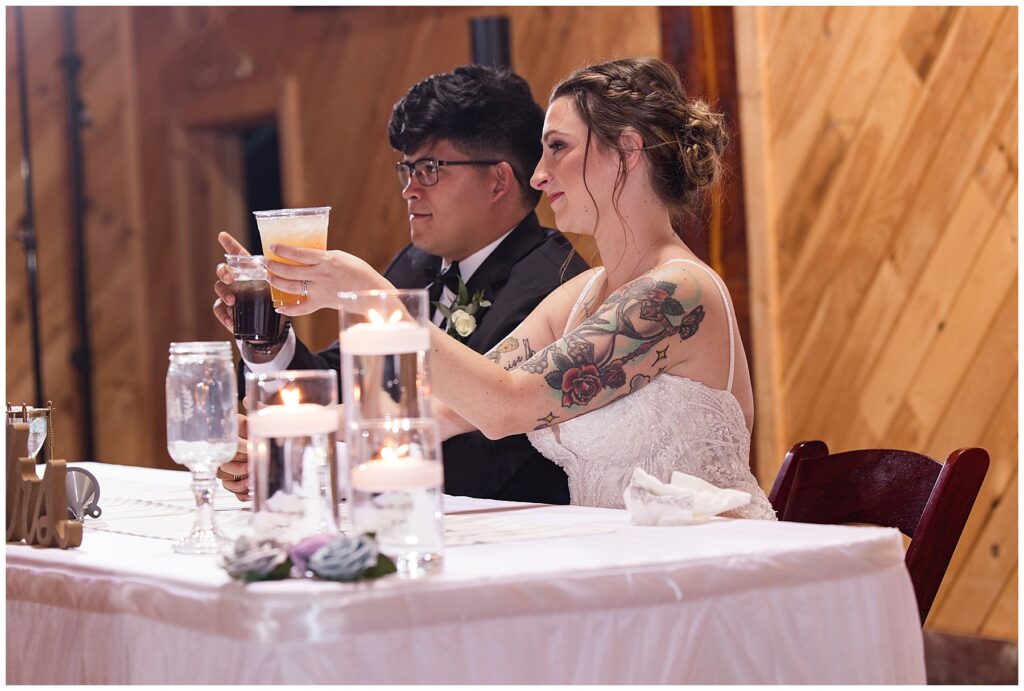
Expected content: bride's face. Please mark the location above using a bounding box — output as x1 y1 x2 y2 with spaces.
530 97 621 236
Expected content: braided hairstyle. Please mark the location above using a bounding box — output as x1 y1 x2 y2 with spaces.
550 57 728 235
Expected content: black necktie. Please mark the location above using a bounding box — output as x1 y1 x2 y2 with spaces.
428 261 461 320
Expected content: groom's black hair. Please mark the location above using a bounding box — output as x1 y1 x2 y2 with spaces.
388 64 544 207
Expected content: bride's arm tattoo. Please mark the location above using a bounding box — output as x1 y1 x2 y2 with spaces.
485 336 537 372
534 411 559 429
518 272 705 417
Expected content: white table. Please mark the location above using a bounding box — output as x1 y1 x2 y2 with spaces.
6 463 926 684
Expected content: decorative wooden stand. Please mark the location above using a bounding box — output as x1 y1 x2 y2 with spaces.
6 422 82 549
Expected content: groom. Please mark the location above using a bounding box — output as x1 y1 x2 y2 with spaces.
214 65 588 504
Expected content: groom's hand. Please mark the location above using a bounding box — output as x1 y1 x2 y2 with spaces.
212 232 250 334
217 407 250 502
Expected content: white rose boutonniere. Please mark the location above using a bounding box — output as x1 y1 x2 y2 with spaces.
434 276 492 342
450 310 476 337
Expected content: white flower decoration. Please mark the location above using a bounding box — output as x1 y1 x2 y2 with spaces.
221 534 290 581
451 309 476 337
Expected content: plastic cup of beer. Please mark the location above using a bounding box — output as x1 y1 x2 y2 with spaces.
253 207 331 307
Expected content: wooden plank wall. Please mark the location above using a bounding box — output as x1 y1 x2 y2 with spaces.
6 8 150 467
5 6 659 468
736 7 1017 638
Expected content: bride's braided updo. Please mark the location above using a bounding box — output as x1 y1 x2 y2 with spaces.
551 57 728 234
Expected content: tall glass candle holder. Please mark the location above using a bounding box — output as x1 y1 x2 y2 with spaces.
338 289 431 425
245 370 341 543
348 418 444 578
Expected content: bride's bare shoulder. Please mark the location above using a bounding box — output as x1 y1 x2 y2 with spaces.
644 257 726 300
530 267 606 339
555 266 605 294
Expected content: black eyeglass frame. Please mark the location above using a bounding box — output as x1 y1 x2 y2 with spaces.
396 157 503 187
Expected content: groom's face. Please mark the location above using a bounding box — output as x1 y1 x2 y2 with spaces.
400 139 496 263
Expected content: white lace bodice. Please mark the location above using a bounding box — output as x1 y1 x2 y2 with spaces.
526 260 776 520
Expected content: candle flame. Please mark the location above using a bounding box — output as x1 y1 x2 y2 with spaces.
379 443 410 462
367 307 403 325
281 387 301 407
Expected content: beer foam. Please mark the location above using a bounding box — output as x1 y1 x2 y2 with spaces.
256 214 329 244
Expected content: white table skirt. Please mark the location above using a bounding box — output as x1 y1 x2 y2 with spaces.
6 463 926 684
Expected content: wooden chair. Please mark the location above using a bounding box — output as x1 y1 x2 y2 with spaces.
769 441 989 623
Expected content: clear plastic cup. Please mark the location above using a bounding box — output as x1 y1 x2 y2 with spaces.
225 255 280 343
253 207 330 306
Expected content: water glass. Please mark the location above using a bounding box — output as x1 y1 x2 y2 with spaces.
166 341 237 554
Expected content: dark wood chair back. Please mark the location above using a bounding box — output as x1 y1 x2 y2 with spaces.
769 440 989 623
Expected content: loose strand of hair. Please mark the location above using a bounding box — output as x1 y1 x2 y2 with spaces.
578 95 602 245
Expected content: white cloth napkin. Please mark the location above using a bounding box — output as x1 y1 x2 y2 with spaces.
623 468 751 525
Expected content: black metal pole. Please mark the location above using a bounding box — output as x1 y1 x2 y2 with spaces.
14 7 45 409
60 6 96 461
470 16 511 69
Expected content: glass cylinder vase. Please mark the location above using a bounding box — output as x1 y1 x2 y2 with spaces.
245 370 341 544
338 289 431 425
348 418 444 578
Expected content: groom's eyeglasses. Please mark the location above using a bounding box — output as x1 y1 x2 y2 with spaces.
396 157 502 188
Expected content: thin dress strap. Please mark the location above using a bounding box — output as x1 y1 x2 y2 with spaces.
563 268 606 338
664 259 736 393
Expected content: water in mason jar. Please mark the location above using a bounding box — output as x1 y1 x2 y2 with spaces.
250 431 340 541
343 352 429 420
167 440 237 474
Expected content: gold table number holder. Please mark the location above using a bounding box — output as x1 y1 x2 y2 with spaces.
6 408 82 549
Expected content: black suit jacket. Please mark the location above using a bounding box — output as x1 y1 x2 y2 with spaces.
285 211 589 503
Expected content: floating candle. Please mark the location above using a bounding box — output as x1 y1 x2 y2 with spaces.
342 321 430 356
350 456 443 493
248 403 338 437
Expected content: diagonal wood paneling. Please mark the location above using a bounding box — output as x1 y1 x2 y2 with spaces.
738 6 1017 637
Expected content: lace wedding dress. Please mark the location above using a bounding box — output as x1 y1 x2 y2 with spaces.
527 260 776 520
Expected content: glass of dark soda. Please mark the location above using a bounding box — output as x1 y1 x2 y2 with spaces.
226 254 281 343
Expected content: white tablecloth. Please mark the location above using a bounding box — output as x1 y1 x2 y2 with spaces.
6 462 926 684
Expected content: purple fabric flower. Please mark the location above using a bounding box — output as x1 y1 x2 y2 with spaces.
288 533 335 575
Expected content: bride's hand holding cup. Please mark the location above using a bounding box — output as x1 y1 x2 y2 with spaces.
266 244 393 316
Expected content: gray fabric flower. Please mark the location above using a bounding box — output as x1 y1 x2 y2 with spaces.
308 535 380 581
221 534 290 582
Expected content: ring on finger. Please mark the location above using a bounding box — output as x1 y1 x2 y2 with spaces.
300 280 310 297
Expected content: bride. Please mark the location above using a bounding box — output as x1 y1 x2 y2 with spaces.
271 57 775 520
